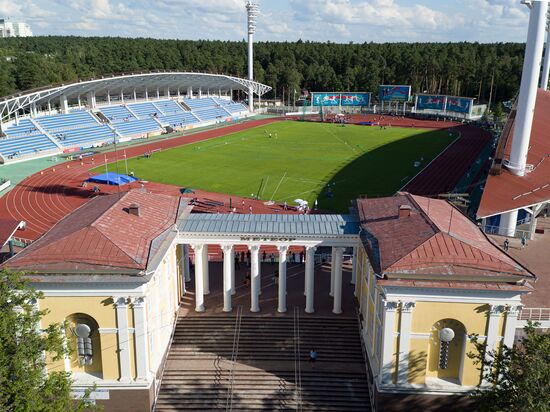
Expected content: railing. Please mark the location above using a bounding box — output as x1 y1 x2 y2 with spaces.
293 306 303 412
225 305 242 412
483 224 531 239
518 308 550 322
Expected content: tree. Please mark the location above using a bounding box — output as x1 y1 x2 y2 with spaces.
0 269 95 411
468 323 550 412
493 102 504 120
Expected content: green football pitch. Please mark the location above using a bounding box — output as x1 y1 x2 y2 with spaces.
97 121 456 212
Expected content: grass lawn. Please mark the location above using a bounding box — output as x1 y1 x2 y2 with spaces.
97 121 456 212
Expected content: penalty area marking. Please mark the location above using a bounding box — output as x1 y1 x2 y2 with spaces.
269 172 287 202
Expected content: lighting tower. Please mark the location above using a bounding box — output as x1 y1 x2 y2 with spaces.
506 0 548 177
540 5 550 90
246 1 259 112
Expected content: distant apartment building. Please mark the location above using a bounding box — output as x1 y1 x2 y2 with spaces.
0 18 33 38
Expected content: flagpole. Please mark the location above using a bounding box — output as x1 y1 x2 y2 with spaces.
124 150 129 176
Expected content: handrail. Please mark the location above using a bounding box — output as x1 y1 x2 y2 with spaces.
293 306 303 412
355 307 377 412
225 305 243 412
518 307 550 322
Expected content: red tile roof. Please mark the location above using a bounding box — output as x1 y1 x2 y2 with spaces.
478 89 550 218
0 219 22 247
357 193 532 282
3 191 180 273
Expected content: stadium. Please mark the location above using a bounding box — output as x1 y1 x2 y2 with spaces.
0 1 549 412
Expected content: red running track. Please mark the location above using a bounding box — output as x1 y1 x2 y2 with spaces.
0 118 283 241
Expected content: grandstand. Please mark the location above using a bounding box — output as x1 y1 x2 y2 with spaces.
0 72 270 163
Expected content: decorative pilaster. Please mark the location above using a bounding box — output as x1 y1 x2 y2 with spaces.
130 296 149 381
397 301 416 384
113 296 132 382
503 305 522 348
380 301 399 385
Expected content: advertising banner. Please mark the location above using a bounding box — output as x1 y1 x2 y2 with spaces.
340 93 371 106
416 94 446 111
445 97 472 114
312 93 341 106
379 85 411 102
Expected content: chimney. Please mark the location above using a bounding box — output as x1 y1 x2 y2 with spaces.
128 203 140 217
398 204 412 218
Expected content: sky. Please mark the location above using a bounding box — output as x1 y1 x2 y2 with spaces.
1 0 534 43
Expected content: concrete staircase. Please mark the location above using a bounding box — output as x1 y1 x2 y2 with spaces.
155 311 371 411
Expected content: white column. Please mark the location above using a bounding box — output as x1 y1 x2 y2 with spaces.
120 90 124 102
187 86 193 98
397 302 416 384
380 301 399 385
249 245 260 312
222 245 233 312
330 247 336 297
305 246 317 314
277 245 288 313
60 94 69 114
191 244 205 312
500 209 518 237
107 91 111 105
131 297 150 381
165 87 170 97
202 244 210 295
87 91 96 109
156 89 160 99
230 247 236 295
503 305 521 347
145 88 149 100
113 296 132 382
199 88 202 99
540 30 550 90
508 0 549 176
333 247 344 314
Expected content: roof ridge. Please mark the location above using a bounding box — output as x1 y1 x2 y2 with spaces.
406 193 442 234
90 224 143 267
91 191 131 230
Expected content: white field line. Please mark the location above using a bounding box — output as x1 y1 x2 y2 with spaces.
269 171 287 201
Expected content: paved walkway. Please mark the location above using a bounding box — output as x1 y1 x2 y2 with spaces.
491 219 550 308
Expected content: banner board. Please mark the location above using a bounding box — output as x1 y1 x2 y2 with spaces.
311 93 341 106
416 94 446 111
445 97 473 114
312 92 370 107
379 85 411 102
340 93 370 106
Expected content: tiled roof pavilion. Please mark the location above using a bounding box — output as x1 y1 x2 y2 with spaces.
357 193 534 291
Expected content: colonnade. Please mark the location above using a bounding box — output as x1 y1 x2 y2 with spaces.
180 243 356 315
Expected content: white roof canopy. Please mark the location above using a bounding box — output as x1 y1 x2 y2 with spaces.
0 71 271 122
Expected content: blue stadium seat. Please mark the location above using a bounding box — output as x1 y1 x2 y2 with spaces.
0 134 58 158
99 105 136 123
112 118 162 137
35 110 99 132
54 124 116 148
193 107 231 122
183 98 218 110
158 112 199 128
126 102 161 119
224 103 248 113
4 119 41 137
154 100 186 115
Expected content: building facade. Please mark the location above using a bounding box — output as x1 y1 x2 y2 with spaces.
3 190 534 411
0 18 33 37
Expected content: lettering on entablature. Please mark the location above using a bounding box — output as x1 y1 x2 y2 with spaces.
240 236 297 242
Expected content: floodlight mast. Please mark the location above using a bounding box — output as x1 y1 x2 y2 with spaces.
246 1 259 112
506 0 548 177
540 5 550 90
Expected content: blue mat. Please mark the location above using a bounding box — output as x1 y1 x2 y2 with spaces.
88 172 138 186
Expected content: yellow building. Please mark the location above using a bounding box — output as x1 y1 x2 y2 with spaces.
4 190 188 411
354 193 534 408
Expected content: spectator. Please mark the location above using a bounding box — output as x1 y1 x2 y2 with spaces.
503 239 509 252
520 234 527 249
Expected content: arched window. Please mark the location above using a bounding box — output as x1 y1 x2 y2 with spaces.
428 319 467 383
66 313 103 378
